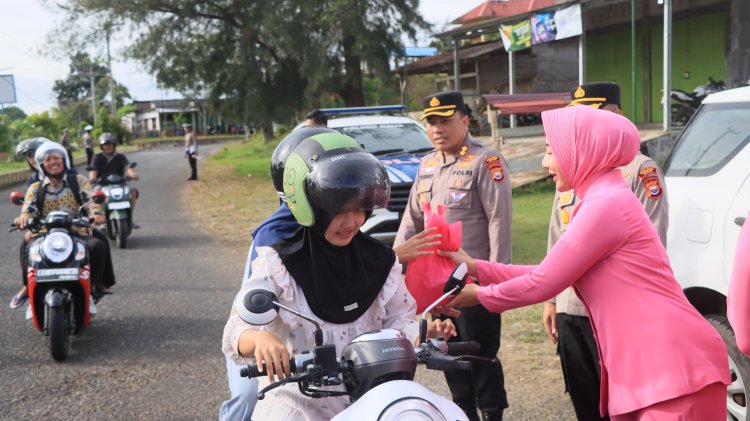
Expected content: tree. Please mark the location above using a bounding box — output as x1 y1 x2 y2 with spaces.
50 0 429 141
0 106 27 122
53 52 109 106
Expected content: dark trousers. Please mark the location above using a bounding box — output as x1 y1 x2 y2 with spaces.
444 305 508 421
556 313 609 421
188 154 198 180
20 232 115 289
19 236 28 286
86 148 94 166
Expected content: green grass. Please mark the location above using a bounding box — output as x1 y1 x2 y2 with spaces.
207 135 279 179
511 178 556 264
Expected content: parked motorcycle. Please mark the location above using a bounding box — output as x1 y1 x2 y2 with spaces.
236 263 489 420
669 77 726 126
95 162 137 249
9 190 107 362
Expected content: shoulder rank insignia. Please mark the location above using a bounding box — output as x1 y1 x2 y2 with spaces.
561 208 570 225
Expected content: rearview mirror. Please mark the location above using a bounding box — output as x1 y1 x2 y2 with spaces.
443 262 468 294
92 191 107 204
235 289 279 326
9 192 24 206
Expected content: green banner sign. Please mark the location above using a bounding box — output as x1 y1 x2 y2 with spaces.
500 20 531 52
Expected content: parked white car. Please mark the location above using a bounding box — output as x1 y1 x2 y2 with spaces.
664 86 750 420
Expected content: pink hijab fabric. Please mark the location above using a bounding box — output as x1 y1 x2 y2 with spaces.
543 105 640 197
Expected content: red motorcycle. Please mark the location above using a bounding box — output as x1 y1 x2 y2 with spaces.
9 190 107 361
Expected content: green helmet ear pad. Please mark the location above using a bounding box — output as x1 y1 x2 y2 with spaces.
284 152 315 226
282 132 373 228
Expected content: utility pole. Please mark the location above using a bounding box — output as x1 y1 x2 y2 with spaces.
106 24 116 118
90 63 97 124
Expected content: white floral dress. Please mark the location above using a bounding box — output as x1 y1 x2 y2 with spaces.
222 246 419 421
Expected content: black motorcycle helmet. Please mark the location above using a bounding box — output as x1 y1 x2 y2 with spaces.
283 132 390 231
99 132 117 150
16 137 49 170
271 126 338 201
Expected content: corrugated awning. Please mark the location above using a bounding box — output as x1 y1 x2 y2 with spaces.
405 41 503 73
483 93 570 114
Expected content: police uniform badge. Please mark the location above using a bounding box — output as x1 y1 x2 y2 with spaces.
484 156 504 182
638 166 663 199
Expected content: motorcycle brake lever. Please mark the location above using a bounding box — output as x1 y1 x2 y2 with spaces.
256 372 310 400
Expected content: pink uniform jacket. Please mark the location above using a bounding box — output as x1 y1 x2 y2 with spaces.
728 210 750 355
474 106 729 416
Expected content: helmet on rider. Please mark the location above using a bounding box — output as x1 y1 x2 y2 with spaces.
16 137 50 170
99 132 116 149
34 141 70 179
282 132 390 233
271 126 338 201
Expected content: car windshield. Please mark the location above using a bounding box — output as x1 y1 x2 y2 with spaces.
666 102 750 176
336 123 432 156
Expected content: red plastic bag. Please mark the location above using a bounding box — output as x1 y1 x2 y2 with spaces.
405 202 464 313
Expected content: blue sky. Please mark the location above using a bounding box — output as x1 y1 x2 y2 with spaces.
0 0 474 114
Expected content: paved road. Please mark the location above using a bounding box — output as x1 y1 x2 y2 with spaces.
0 146 242 420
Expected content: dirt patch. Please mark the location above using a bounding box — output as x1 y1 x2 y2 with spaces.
186 160 576 420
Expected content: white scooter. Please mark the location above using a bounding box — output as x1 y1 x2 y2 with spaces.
236 263 486 421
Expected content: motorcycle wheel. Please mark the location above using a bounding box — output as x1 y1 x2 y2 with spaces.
106 219 115 240
114 219 129 249
48 297 70 362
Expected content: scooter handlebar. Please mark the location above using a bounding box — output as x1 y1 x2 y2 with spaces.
446 341 480 356
240 364 267 378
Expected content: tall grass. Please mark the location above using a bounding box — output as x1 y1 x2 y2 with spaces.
511 178 556 264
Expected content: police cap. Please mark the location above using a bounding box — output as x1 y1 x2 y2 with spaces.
420 91 465 120
568 82 621 109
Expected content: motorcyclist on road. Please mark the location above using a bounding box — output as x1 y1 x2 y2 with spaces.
219 125 337 421
222 132 456 421
11 142 116 314
89 132 140 228
9 137 49 309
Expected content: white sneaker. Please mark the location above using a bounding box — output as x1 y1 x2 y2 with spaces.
89 295 97 316
25 305 32 320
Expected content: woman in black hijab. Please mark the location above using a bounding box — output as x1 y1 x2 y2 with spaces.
222 133 455 421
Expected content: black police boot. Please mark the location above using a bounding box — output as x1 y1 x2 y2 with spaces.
481 410 503 421
455 400 480 421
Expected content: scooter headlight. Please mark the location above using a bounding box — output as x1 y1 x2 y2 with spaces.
29 241 42 263
378 398 447 421
109 187 124 200
41 232 74 263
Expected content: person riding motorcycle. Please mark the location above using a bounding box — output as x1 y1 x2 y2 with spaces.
88 132 140 228
12 142 116 314
9 137 50 309
222 133 455 421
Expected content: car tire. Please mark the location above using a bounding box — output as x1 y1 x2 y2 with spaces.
706 314 750 421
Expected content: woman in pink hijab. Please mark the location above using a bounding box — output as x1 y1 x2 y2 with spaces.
441 105 729 420
728 211 750 356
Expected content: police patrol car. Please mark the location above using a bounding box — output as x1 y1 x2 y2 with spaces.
664 85 750 419
320 106 433 244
